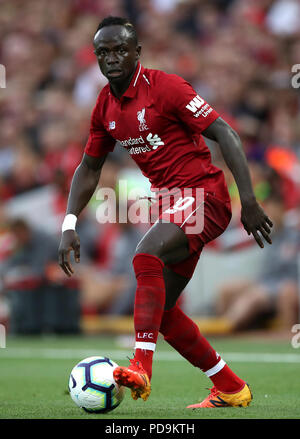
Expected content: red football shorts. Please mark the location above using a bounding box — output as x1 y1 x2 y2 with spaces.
149 189 232 279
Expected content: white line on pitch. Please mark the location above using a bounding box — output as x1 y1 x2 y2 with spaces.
1 348 300 363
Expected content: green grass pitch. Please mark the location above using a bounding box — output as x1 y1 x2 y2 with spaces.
0 334 299 419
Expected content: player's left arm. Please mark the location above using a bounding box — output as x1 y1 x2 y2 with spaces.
161 74 272 247
202 117 273 248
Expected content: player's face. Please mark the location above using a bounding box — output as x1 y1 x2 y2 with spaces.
93 25 141 84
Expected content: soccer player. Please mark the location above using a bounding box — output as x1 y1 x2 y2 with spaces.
58 17 273 408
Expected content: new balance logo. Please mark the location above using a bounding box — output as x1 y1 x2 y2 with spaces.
210 396 228 407
147 133 164 150
186 95 205 113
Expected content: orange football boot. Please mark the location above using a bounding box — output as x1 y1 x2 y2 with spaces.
113 358 151 401
186 383 253 408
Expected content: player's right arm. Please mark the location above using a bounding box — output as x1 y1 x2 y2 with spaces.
58 153 107 277
58 92 116 277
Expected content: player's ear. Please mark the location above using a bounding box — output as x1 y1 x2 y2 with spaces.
136 45 141 60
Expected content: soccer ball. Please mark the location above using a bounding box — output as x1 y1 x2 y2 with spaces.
68 356 125 413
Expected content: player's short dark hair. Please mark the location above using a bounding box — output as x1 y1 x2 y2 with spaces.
95 16 138 45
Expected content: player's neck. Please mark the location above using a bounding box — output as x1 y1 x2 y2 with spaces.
109 67 136 99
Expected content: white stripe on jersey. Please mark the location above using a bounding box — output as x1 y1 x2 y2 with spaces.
143 74 150 85
133 63 142 87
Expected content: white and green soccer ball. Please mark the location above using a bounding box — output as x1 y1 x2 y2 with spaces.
68 356 125 413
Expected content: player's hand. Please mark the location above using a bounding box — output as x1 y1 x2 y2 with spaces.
58 230 80 277
241 200 273 248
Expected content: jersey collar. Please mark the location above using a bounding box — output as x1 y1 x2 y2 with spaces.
109 61 144 101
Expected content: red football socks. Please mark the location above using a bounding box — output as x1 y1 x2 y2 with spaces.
132 253 166 381
131 254 244 392
160 304 245 393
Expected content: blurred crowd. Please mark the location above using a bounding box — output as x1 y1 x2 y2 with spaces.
0 0 299 333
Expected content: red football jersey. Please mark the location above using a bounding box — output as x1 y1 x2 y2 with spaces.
85 62 230 201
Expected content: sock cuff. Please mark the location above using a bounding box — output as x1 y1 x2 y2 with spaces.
204 358 226 377
135 341 156 352
133 253 165 274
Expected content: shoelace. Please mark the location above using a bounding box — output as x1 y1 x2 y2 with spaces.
205 386 219 397
195 387 219 404
126 355 147 374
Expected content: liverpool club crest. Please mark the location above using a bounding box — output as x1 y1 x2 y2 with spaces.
137 108 149 131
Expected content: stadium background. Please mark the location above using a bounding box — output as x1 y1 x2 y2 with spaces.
0 0 300 337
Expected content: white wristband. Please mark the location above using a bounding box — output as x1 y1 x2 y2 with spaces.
62 214 77 233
